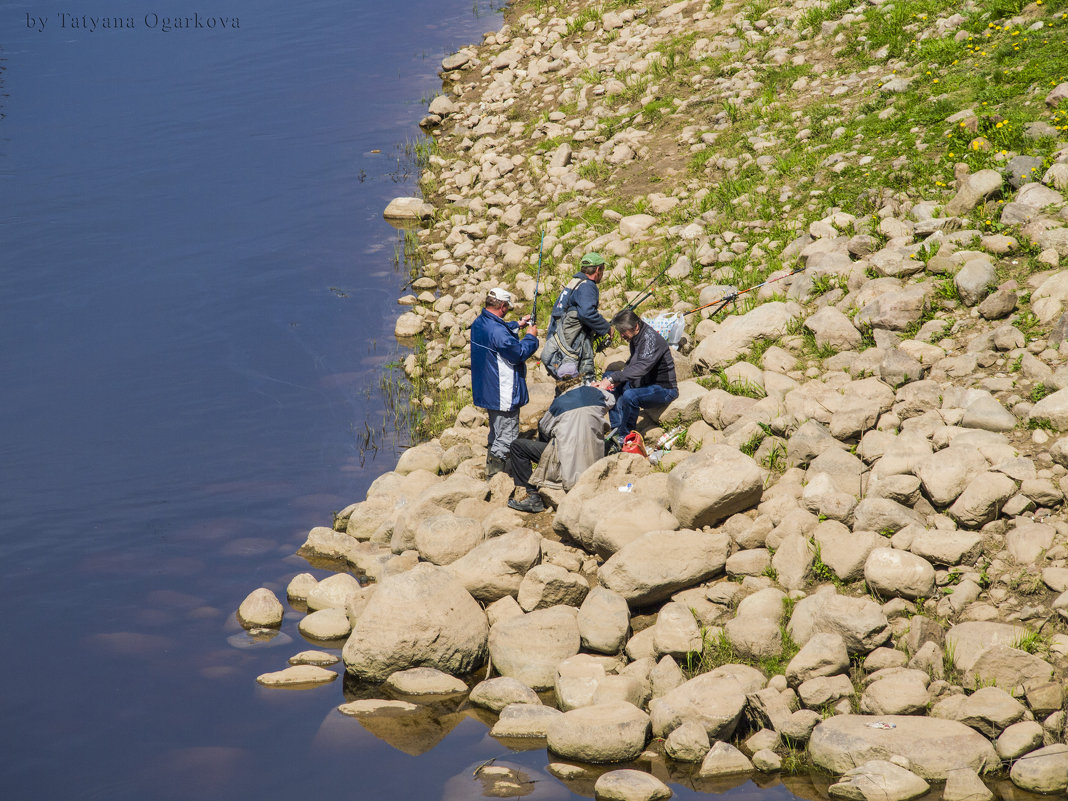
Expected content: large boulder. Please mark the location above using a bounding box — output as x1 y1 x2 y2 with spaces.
566 492 681 557
468 677 540 712
445 528 541 602
955 258 996 307
829 761 929 801
414 514 485 565
944 621 1030 672
860 671 930 715
964 645 1056 694
659 379 708 423
648 672 753 740
577 587 631 654
654 602 704 658
594 770 672 801
945 170 1003 216
696 741 755 778
692 302 803 369
1007 519 1056 565
395 441 444 475
299 608 352 640
809 715 999 779
554 454 654 537
914 446 989 507
667 446 763 528
852 498 926 533
805 307 862 350
237 587 284 629
954 686 1027 737
342 563 488 682
772 533 814 591
943 768 994 801
306 573 363 611
490 703 563 739
798 674 856 708
863 549 935 600
383 196 434 220
948 472 1017 528
813 521 882 582
1029 388 1068 430
854 285 929 331
599 529 730 606
488 605 581 690
1009 744 1068 794
664 720 711 762
785 632 850 687
384 667 467 696
517 564 589 611
788 589 891 654
908 529 984 566
724 616 781 662
545 702 650 764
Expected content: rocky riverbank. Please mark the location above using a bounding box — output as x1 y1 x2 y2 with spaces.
238 0 1068 798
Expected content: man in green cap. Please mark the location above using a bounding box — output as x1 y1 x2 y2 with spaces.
540 252 611 380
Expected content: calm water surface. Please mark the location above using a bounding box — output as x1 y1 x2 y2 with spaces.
1 2 812 798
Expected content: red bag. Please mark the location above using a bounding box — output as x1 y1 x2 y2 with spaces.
621 431 647 457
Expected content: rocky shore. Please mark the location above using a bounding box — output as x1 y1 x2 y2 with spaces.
238 1 1068 798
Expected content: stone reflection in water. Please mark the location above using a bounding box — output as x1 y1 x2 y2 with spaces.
441 760 571 801
332 675 469 756
225 629 293 650
990 777 1051 801
547 759 620 797
782 771 835 801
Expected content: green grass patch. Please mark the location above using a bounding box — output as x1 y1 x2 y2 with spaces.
1030 383 1055 403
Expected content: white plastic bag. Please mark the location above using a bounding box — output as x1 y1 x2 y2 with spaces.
643 312 685 348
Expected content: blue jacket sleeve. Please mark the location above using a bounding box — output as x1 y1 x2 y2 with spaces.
571 281 611 336
491 325 539 365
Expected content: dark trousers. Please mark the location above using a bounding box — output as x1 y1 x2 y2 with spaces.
506 438 549 491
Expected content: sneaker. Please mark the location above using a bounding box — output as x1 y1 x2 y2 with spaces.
486 454 505 478
605 437 623 456
507 493 545 513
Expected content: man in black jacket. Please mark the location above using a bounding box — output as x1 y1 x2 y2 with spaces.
594 308 678 447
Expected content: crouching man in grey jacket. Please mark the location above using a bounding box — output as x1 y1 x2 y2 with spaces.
504 379 615 513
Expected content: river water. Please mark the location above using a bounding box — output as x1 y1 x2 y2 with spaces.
0 2 811 799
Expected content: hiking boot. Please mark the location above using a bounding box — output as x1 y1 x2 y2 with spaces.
485 454 505 478
507 493 545 513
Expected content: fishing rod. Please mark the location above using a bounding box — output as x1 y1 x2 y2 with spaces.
532 228 544 321
592 257 679 352
623 257 673 313
683 266 805 318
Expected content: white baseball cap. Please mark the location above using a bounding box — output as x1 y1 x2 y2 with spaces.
487 287 513 307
